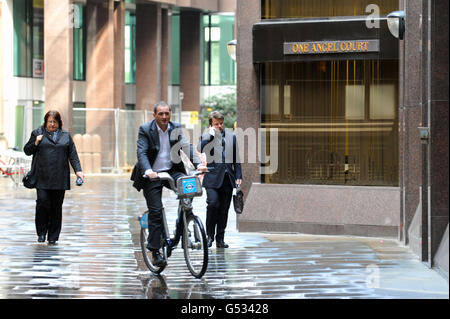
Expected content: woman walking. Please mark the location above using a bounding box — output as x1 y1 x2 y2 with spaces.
24 110 84 245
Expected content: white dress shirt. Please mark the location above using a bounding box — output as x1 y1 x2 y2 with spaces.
146 123 173 174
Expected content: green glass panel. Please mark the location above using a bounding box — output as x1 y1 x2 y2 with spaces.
171 15 180 85
73 4 86 81
202 14 236 86
73 102 86 135
32 102 44 129
15 105 25 150
125 10 136 84
13 0 32 77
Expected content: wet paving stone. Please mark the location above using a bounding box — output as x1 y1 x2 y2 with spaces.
1 176 449 299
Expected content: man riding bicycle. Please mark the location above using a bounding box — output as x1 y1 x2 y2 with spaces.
131 101 207 267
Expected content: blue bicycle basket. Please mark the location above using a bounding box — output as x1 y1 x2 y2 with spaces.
140 212 148 229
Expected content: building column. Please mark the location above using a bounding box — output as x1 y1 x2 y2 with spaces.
423 0 449 267
180 10 201 112
44 0 73 132
402 0 449 268
136 3 161 110
400 0 424 256
236 0 261 199
85 0 124 171
160 8 169 103
113 0 125 109
86 0 124 109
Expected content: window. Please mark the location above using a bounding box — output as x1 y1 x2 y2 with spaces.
32 101 44 129
125 10 136 84
14 0 44 78
73 102 86 135
171 13 180 86
261 60 399 186
73 3 86 81
202 14 236 86
261 0 399 19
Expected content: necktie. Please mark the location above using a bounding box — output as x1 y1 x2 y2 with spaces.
221 132 225 163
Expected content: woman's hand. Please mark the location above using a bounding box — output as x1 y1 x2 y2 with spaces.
76 171 84 181
35 135 43 146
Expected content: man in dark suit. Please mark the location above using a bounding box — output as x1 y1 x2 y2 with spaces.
198 111 242 248
131 101 205 266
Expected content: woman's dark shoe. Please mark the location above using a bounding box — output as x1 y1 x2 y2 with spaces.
48 240 57 245
38 235 45 243
216 241 229 248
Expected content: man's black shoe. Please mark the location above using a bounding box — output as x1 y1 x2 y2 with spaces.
38 235 45 243
207 237 214 248
48 240 57 245
216 241 229 248
151 251 166 267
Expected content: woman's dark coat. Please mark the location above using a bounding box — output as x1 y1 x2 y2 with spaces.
23 127 82 190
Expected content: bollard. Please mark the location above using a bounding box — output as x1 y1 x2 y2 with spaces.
92 153 101 173
83 153 93 174
92 134 102 155
82 134 93 153
73 134 84 153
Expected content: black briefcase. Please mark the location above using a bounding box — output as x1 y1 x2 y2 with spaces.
233 185 244 214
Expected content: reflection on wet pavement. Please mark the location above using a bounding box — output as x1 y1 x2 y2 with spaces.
0 176 448 299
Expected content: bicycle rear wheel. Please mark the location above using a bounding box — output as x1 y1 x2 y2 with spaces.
140 226 167 275
183 214 208 278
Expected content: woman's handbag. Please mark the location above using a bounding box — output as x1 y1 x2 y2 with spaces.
22 152 38 189
233 184 244 214
22 129 41 189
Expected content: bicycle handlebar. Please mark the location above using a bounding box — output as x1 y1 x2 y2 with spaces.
143 170 206 194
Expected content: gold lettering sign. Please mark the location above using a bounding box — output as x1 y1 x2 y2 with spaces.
284 40 379 55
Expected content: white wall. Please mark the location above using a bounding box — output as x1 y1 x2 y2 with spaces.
1 0 14 147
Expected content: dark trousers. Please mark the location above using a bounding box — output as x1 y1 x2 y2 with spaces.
205 174 233 242
142 169 185 251
36 189 66 241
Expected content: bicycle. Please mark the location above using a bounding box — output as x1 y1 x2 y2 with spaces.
0 157 26 182
138 171 209 279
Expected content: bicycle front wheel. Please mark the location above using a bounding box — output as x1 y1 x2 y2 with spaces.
183 214 208 278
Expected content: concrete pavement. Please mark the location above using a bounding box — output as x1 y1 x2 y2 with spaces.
0 175 448 299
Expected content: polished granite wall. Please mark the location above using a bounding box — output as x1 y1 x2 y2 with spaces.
401 0 449 268
400 0 424 257
239 184 400 237
427 0 449 267
236 0 261 198
236 0 448 263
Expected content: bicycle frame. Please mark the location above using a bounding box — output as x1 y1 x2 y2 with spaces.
140 171 208 278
